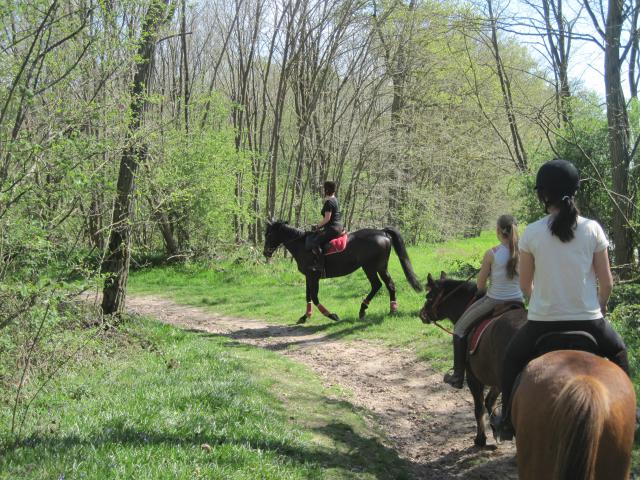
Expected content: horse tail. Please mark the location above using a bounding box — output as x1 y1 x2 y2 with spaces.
550 374 608 480
383 227 422 292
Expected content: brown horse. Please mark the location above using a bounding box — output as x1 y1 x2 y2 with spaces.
512 350 636 480
419 271 526 447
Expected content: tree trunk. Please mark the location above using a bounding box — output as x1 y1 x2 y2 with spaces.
101 0 173 316
604 0 634 271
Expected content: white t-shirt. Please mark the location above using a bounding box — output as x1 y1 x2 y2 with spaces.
519 215 609 321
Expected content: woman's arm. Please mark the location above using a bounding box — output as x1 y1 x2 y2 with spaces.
476 249 493 291
317 211 332 228
593 248 613 315
519 251 534 299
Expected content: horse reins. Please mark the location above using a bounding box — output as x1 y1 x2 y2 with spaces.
429 269 480 336
433 318 455 336
266 227 306 256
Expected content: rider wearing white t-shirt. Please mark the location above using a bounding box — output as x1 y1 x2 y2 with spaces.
492 159 629 440
521 215 609 321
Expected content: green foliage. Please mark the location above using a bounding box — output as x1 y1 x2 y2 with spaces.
141 125 248 255
610 299 640 387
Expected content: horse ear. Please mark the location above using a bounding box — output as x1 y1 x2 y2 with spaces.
427 273 435 288
440 271 447 280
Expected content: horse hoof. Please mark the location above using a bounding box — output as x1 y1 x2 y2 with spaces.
474 436 487 448
328 313 340 322
296 315 308 324
359 309 366 319
389 309 398 315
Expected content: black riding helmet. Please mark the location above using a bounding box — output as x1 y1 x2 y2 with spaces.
535 159 580 199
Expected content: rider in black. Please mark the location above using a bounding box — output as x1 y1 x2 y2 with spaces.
306 181 343 270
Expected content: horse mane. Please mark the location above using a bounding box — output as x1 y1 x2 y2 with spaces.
441 278 479 296
276 221 306 240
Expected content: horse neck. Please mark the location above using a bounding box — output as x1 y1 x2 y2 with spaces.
444 281 479 324
279 227 306 259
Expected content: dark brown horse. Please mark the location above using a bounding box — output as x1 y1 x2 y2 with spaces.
419 271 526 447
512 350 635 479
263 221 421 323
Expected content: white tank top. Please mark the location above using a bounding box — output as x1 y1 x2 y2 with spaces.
487 244 523 301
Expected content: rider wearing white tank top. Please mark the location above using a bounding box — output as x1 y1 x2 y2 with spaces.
487 244 524 301
444 215 523 389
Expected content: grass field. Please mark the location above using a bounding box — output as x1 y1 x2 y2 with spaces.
129 232 497 370
0 317 411 479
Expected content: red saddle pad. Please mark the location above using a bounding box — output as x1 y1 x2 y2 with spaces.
325 233 348 255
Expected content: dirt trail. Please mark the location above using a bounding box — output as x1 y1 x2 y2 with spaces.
126 295 517 479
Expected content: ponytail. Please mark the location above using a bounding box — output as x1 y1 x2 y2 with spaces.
497 214 519 279
549 195 579 242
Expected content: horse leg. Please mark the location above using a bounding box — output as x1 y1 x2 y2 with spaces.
484 386 500 416
466 368 488 447
310 274 339 321
379 268 397 314
359 268 382 319
297 276 313 324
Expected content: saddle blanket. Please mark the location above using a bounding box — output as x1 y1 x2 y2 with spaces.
469 316 495 355
469 302 525 355
325 233 348 255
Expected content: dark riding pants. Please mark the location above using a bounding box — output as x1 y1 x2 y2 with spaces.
501 318 629 415
306 226 343 251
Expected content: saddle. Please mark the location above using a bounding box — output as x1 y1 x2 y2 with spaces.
468 301 525 355
533 330 599 356
323 231 349 256
506 330 601 431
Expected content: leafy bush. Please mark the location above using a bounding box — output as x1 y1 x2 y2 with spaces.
610 303 640 376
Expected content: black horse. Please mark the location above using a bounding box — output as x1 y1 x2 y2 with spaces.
263 220 422 323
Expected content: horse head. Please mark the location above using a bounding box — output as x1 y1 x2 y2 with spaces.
419 271 447 323
263 219 279 258
262 219 292 258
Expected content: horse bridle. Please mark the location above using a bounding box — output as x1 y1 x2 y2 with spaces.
264 228 306 257
427 288 447 322
425 270 480 327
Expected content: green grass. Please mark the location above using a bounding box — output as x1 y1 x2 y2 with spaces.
0 318 411 479
129 232 497 371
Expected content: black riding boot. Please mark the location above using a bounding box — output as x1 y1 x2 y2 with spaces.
443 335 466 389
